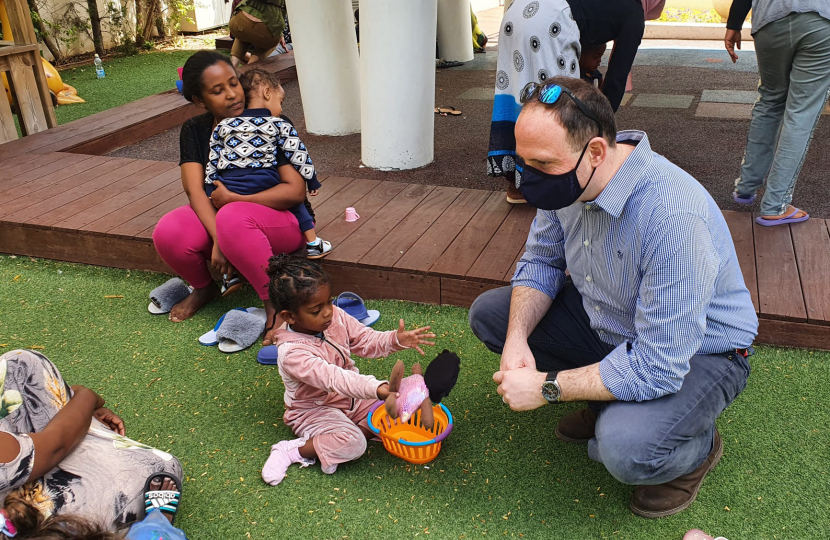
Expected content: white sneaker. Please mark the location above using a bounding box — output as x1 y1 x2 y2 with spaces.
307 238 333 259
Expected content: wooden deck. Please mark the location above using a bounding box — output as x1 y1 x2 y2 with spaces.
1 49 829 350
2 152 829 349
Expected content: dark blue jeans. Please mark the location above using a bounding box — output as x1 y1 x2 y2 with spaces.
468 285 751 485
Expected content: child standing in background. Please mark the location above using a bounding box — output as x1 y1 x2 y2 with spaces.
261 256 436 485
205 68 332 259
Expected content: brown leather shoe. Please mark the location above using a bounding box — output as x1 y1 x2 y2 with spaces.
630 430 723 518
555 408 598 444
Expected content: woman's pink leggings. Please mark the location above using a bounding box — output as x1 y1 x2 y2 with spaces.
153 202 304 300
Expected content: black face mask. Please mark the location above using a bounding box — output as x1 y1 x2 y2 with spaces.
516 141 597 211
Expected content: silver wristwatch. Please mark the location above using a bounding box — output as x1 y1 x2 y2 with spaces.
541 371 561 404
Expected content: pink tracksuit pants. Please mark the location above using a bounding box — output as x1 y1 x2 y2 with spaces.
152 202 304 300
283 399 378 471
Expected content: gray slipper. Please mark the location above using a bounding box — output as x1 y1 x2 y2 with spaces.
148 278 192 315
216 308 267 353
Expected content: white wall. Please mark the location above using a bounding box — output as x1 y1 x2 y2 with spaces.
33 0 139 60
179 0 231 32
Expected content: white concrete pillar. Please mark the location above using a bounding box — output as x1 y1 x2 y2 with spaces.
359 0 438 170
437 0 474 62
285 0 361 135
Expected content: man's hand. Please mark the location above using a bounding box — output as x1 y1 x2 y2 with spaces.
500 337 536 371
493 368 547 411
94 407 125 436
210 181 237 209
396 319 436 355
724 29 741 63
309 189 319 196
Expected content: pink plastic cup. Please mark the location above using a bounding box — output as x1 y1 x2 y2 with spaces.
345 207 360 222
177 67 184 80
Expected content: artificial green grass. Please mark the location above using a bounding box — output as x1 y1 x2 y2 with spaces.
54 51 198 125
1 256 828 540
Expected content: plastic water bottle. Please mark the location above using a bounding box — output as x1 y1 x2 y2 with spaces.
94 54 105 79
125 509 188 540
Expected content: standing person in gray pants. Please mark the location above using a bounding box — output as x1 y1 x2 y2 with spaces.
725 0 830 226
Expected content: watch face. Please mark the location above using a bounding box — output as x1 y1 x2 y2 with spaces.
541 381 560 403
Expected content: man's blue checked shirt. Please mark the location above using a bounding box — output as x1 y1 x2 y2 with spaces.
512 130 758 402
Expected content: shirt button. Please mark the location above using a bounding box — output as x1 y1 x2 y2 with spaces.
584 204 592 210
586 275 592 282
594 305 601 312
583 240 590 247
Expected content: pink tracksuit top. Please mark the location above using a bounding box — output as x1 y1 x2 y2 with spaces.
274 306 405 411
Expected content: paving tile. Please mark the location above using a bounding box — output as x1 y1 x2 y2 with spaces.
700 90 758 104
457 87 495 101
631 94 694 109
620 93 633 107
824 103 830 115
695 102 753 119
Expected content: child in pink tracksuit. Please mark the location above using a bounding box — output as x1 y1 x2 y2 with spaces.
261 255 436 485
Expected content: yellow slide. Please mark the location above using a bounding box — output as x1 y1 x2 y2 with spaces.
1 0 84 106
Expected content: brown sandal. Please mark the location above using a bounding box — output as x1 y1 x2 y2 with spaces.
435 106 462 116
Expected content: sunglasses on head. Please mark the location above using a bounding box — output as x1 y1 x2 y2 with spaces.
519 82 603 138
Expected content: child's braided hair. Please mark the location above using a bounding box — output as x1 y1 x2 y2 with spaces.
266 254 331 313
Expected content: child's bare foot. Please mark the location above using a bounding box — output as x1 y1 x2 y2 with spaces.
144 473 181 524
169 284 219 323
262 300 285 345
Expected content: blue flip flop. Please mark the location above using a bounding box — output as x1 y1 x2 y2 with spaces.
334 291 380 327
257 345 279 365
755 208 809 227
732 191 756 205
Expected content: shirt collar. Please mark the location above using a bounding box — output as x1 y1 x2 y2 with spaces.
593 130 654 218
286 324 323 338
240 108 273 117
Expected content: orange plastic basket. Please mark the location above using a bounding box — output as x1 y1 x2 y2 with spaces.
367 401 454 464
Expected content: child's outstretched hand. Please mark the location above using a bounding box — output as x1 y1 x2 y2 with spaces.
396 319 436 355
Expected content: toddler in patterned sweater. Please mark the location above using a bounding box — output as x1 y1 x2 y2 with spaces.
205 68 331 259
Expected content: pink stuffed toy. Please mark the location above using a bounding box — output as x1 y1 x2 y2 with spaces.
384 350 461 430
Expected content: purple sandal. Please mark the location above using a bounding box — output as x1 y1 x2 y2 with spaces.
755 208 809 227
732 191 756 205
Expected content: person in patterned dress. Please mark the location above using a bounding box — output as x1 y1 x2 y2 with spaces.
487 0 581 204
0 350 183 538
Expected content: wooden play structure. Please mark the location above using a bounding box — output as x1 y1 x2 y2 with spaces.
0 0 57 143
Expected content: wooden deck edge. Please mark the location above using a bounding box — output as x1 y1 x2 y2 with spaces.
756 318 830 351
0 221 169 273
3 222 829 351
65 102 203 156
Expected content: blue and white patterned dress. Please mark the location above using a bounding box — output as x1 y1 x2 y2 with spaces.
487 0 581 181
